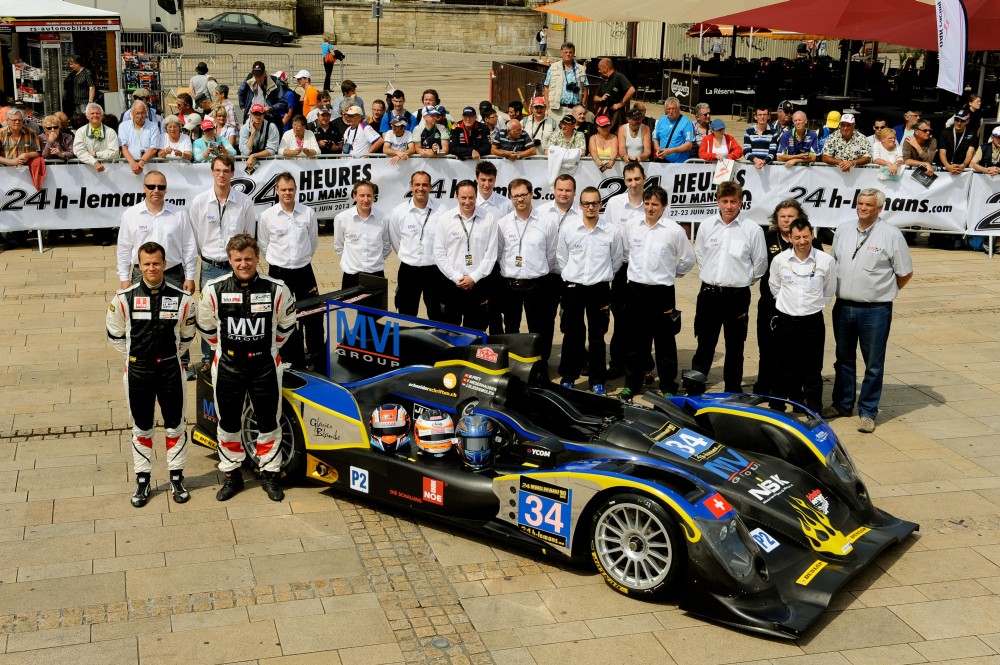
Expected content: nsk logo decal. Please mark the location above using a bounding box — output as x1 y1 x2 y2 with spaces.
422 477 444 505
748 474 792 504
475 347 498 363
350 466 369 493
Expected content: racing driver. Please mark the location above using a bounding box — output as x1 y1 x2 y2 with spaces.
198 233 297 502
106 241 197 508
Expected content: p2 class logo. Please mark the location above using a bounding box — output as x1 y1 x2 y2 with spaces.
349 466 369 493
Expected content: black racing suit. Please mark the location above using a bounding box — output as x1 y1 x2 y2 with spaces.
198 272 297 473
107 280 196 473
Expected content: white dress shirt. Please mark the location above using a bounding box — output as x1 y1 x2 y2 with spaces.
695 213 768 287
477 190 513 220
622 216 696 286
333 205 392 274
557 216 624 285
258 202 319 269
433 208 498 284
768 247 836 316
536 201 581 274
497 209 558 279
388 199 438 267
602 192 645 234
116 202 197 281
187 188 257 262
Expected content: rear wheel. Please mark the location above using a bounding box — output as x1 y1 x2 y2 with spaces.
590 493 684 599
209 30 223 44
240 398 305 478
268 33 284 47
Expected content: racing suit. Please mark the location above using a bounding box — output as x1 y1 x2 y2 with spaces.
197 272 296 473
106 280 196 473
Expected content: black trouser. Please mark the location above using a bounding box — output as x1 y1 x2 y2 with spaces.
692 284 752 393
624 282 679 394
323 60 334 93
610 262 652 374
127 357 184 432
773 311 825 411
486 264 505 335
558 281 610 385
342 269 384 289
213 355 283 473
754 292 779 396
439 279 490 332
268 264 324 371
500 276 557 361
395 263 445 321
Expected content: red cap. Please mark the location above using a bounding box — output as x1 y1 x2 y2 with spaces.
595 115 611 127
531 96 546 107
200 117 215 130
250 103 265 114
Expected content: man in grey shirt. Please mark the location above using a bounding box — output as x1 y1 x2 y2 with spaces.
823 188 913 433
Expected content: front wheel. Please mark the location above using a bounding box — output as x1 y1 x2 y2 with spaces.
208 30 223 44
268 33 284 47
240 398 305 478
590 493 684 599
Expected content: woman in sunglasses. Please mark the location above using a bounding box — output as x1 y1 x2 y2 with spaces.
39 114 73 161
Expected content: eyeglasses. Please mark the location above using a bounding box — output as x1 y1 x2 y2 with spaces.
42 126 59 131
144 183 167 191
580 201 601 207
916 128 931 133
700 112 711 117
511 193 530 200
873 125 886 130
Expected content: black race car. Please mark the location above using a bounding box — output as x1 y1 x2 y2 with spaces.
193 278 917 638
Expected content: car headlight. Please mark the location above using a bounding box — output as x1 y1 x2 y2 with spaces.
698 515 763 583
826 438 860 485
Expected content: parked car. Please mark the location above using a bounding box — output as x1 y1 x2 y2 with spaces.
195 12 295 46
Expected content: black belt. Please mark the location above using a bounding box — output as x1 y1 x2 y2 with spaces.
201 256 230 269
837 299 892 308
506 277 542 288
701 284 749 294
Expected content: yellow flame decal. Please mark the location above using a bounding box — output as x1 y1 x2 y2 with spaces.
789 496 853 556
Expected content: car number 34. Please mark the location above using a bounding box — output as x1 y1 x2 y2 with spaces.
518 490 571 541
655 429 714 459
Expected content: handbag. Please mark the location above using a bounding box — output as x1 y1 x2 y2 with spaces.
324 51 335 64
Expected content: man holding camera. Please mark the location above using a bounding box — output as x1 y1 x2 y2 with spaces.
543 42 588 123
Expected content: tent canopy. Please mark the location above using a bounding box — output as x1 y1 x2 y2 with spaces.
535 0 784 24
0 0 119 20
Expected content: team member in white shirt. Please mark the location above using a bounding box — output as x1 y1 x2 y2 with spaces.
497 178 559 361
692 181 767 393
556 186 623 395
473 160 512 334
187 154 257 372
602 161 649 379
767 217 835 412
388 171 444 319
334 181 391 288
619 187 695 401
117 170 197 293
434 179 499 331
258 172 323 372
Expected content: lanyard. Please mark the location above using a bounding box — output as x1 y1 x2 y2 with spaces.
852 226 872 260
216 196 228 247
416 207 432 244
459 215 477 253
346 126 359 146
952 128 967 160
515 215 532 256
557 208 570 228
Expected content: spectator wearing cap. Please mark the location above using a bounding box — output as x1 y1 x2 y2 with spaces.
817 110 840 153
775 100 795 134
214 84 237 133
331 79 365 118
240 103 279 171
305 91 332 124
383 116 415 164
381 89 416 133
193 116 237 162
491 119 536 162
618 107 651 161
280 114 320 158
182 113 203 139
342 105 383 156
522 97 558 151
776 111 819 166
310 105 343 154
589 115 618 172
158 115 193 161
118 100 161 175
938 109 976 174
698 118 743 162
546 114 586 152
412 106 449 158
119 88 161 130
450 106 491 161
971 126 1000 177
189 61 212 101
73 102 119 174
595 58 634 129
652 97 694 163
821 113 872 172
366 99 387 132
296 70 318 118
237 61 288 126
742 106 777 169
543 42 589 123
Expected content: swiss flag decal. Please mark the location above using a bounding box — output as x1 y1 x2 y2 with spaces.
702 493 733 518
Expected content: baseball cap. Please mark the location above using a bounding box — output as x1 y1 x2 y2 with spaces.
132 88 151 98
391 117 408 127
318 105 332 114
954 109 971 121
626 107 643 119
595 115 611 127
252 61 266 73
992 126 1000 137
709 118 726 131
462 106 477 116
274 70 287 82
294 69 311 80
531 96 546 107
560 114 575 125
250 103 265 114
826 110 841 129
345 105 363 116
183 113 202 132
779 100 794 114
200 117 215 130
423 105 441 116
840 113 856 125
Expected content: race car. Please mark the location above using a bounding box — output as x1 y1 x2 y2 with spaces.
193 278 917 638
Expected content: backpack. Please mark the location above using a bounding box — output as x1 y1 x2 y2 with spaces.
536 31 542 43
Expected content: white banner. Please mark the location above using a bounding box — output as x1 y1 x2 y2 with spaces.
936 0 968 96
967 173 1000 236
0 157 977 234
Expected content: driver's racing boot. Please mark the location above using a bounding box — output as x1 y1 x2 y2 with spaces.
216 471 244 501
131 472 152 508
260 471 284 502
169 471 190 504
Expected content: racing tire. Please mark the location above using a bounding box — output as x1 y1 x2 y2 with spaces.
268 33 284 47
590 493 684 600
208 30 223 44
240 398 306 478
